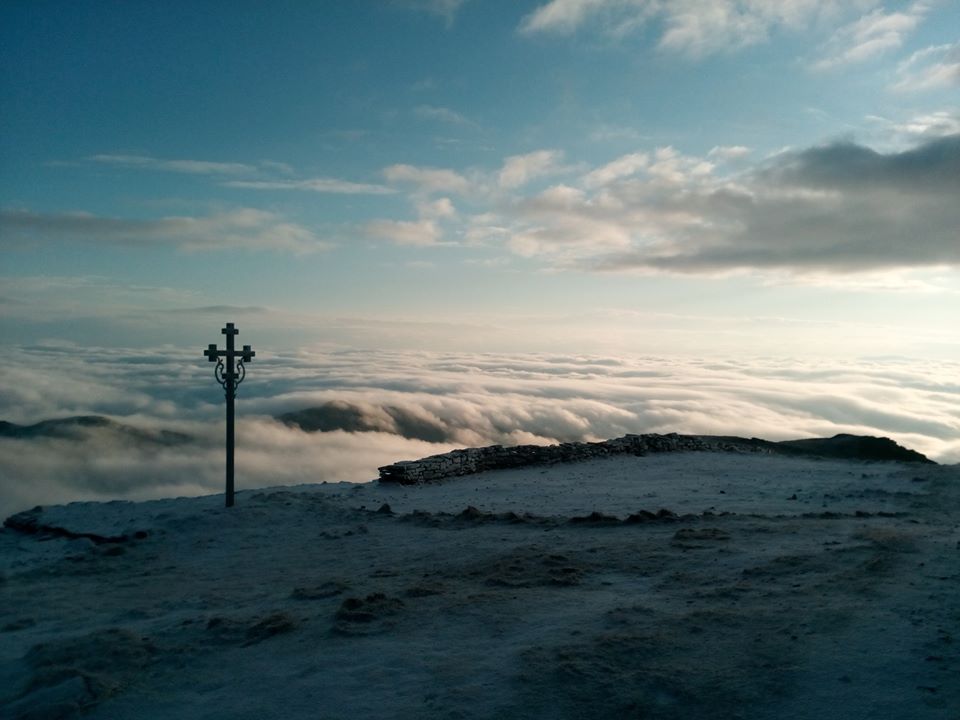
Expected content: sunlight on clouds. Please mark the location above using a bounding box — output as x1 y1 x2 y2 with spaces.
519 0 613 36
365 218 442 246
582 152 649 189
383 164 473 195
1 346 958 514
223 178 396 195
812 2 928 71
892 42 960 91
707 145 751 161
520 0 884 58
491 134 960 277
498 150 567 190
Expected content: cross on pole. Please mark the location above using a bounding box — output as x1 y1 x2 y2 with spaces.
204 322 255 507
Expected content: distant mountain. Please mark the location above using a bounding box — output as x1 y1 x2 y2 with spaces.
278 402 452 443
0 416 192 447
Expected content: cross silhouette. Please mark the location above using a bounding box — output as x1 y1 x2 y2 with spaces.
204 323 255 507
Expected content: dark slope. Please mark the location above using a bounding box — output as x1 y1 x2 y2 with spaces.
0 416 192 446
703 433 934 464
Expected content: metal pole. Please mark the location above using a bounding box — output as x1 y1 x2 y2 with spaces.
225 326 236 508
226 384 235 507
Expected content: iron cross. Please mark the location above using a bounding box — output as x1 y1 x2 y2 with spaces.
204 322 255 507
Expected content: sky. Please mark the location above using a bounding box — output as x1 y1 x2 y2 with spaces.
1 0 958 356
0 1 959 511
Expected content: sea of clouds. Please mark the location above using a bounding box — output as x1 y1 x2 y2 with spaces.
0 344 958 517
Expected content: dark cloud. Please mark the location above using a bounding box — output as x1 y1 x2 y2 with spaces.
280 401 453 443
768 135 960 193
590 135 960 274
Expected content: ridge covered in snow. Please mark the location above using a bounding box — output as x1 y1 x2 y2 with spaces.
1 448 958 719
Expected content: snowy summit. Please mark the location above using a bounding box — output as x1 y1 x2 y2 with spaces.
1 445 958 719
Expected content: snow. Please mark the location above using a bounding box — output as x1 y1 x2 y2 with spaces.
1 452 958 719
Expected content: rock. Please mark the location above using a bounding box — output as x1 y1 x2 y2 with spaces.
376 432 933 485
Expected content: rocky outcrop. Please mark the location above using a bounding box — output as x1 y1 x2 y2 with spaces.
378 433 761 484
378 432 933 485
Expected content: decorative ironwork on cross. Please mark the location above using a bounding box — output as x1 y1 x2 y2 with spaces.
204 322 255 507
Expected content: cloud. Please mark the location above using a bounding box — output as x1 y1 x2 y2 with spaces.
519 0 614 36
89 154 394 196
364 197 457 246
582 152 649 188
161 305 270 316
708 145 751 161
892 42 960 91
418 197 457 219
498 150 566 189
365 218 442 246
88 154 256 175
0 208 328 253
414 105 476 126
383 164 473 195
392 0 469 24
891 110 960 139
501 134 960 275
813 2 928 71
519 0 881 57
1 346 957 516
223 178 395 195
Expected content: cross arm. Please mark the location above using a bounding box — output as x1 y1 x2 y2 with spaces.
204 344 226 361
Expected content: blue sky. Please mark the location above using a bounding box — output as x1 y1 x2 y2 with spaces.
1 0 959 357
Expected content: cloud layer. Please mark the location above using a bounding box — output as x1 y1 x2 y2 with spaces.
1 345 957 517
0 208 328 253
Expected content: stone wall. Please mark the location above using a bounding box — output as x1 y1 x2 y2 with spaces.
378 433 771 485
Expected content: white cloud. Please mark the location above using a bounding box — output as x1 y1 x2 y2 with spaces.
519 0 614 35
708 145 751 161
582 152 649 188
223 178 395 195
496 134 960 276
892 110 960 139
0 208 327 254
418 197 457 219
364 197 456 246
813 2 928 71
2 346 958 514
414 104 475 126
88 154 256 175
647 146 714 183
892 42 960 91
383 164 473 195
498 150 566 189
520 0 883 57
364 218 442 246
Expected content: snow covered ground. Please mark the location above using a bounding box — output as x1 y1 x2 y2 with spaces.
1 452 958 719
